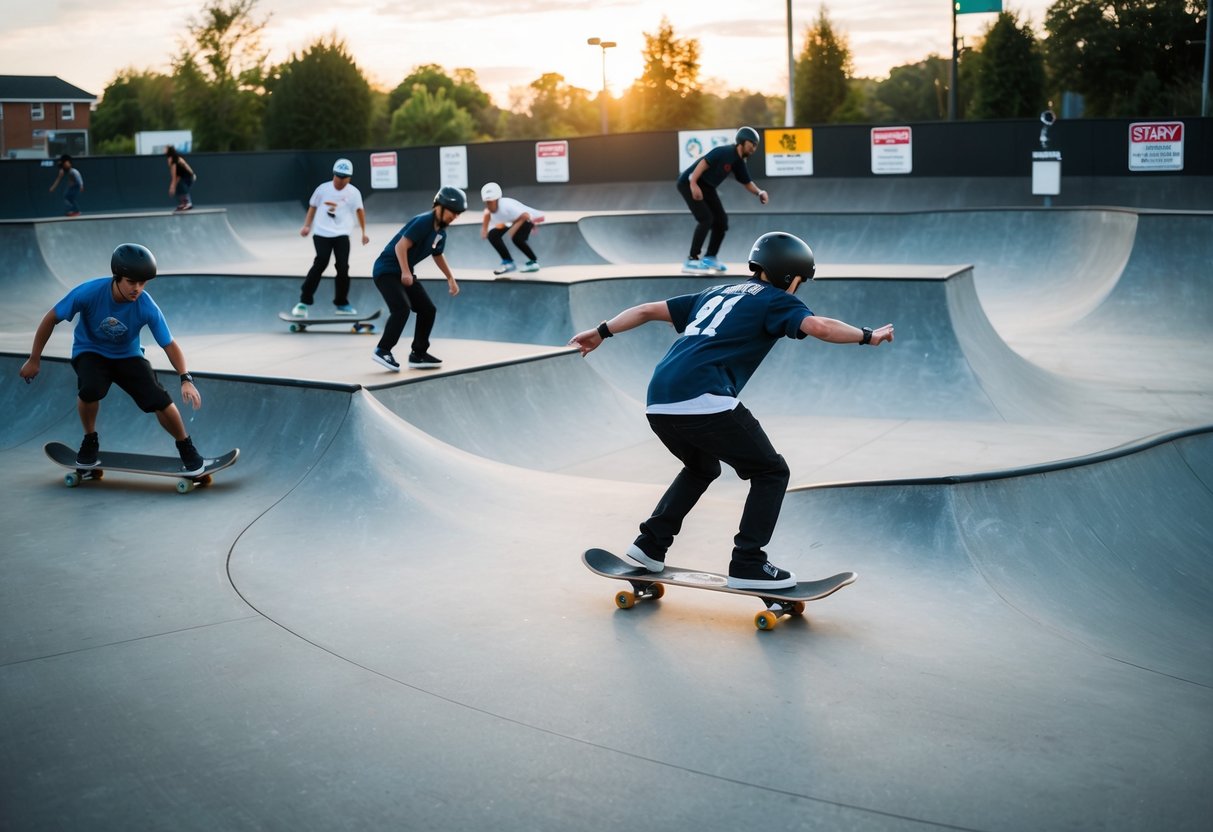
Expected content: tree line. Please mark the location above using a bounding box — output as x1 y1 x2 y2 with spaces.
91 0 1208 154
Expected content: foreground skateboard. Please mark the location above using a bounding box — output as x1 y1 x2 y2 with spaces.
45 442 240 494
582 548 856 630
278 309 381 333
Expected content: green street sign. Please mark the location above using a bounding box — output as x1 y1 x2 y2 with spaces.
956 0 1002 13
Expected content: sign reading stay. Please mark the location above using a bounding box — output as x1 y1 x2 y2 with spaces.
1128 121 1184 171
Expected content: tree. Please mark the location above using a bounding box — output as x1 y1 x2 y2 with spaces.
387 65 498 139
793 5 853 123
263 36 371 149
523 73 598 138
388 86 476 146
875 55 953 121
1044 0 1207 117
626 17 705 130
173 0 269 151
92 70 176 153
970 12 1046 118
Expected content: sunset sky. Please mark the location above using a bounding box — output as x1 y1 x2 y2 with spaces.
2 0 1055 106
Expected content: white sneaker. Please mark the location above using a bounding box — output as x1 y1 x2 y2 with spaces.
291 303 309 319
520 260 540 273
334 305 359 316
625 544 665 573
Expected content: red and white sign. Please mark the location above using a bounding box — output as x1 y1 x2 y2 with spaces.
1128 121 1184 171
871 126 912 174
535 140 570 182
369 151 398 189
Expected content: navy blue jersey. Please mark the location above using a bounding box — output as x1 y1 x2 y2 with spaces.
372 211 447 275
677 144 752 189
647 278 813 413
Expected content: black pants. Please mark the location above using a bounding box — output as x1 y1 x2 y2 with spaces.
373 272 436 355
72 352 172 412
299 235 352 306
677 180 728 259
487 223 537 262
635 405 789 565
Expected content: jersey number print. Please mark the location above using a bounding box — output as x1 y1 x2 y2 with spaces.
684 294 743 337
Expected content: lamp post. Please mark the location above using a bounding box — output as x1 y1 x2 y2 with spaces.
587 37 616 134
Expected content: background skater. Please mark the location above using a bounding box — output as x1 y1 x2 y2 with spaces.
370 187 466 371
570 231 893 589
676 126 768 275
48 154 84 216
479 182 545 275
19 243 208 474
292 158 369 319
165 146 196 211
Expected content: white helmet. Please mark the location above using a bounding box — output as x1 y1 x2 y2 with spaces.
480 181 502 202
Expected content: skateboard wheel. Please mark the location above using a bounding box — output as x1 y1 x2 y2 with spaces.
350 325 359 333
790 601 805 616
176 478 196 494
289 323 303 333
196 474 212 487
615 590 636 609
64 472 80 487
755 611 780 630
649 583 665 600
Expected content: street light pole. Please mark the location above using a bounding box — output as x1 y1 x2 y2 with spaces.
785 0 795 126
587 37 617 134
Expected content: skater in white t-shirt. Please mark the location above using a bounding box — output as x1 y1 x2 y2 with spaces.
292 158 369 318
479 182 544 276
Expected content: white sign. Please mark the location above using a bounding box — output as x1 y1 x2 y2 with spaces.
871 126 912 175
370 151 398 189
1031 150 1062 196
535 140 569 183
134 130 193 155
677 129 734 173
440 146 468 189
1128 121 1184 171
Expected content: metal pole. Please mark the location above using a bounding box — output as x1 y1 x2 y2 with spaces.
1203 7 1211 117
949 2 958 120
601 48 609 134
785 0 795 126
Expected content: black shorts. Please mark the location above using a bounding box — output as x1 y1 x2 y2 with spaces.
72 352 172 413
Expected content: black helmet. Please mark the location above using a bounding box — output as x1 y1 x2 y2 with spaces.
110 243 158 282
433 186 468 214
735 126 760 146
747 232 815 290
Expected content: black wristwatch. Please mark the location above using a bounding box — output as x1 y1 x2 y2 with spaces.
597 322 613 339
180 372 194 384
859 327 872 345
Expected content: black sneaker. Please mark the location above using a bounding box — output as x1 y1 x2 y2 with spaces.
625 543 665 573
373 349 401 372
176 437 205 475
727 560 797 590
408 351 442 369
76 432 100 467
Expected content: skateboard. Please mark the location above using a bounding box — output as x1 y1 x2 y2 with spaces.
44 442 240 494
278 309 381 333
582 548 856 631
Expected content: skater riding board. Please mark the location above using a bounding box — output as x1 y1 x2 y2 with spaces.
45 442 240 494
279 309 381 333
582 548 856 630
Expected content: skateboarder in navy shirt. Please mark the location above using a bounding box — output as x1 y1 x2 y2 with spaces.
19 243 208 474
677 126 768 275
570 232 894 589
370 186 466 371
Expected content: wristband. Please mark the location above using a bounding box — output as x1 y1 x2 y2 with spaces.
180 372 194 384
860 327 872 345
596 322 613 340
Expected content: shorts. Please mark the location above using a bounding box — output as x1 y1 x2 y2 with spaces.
72 352 172 413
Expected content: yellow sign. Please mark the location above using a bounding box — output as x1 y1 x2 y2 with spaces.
763 128 814 177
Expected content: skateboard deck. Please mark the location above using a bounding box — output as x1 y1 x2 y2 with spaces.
278 309 381 333
45 442 240 493
582 548 856 630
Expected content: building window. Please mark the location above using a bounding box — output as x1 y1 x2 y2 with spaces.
61 103 75 120
31 103 44 120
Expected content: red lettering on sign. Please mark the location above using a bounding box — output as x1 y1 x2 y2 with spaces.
1130 123 1183 143
872 129 911 145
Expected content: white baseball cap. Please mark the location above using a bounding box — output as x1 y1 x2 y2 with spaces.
333 158 353 177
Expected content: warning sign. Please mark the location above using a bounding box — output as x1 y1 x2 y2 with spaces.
871 126 912 175
1128 121 1184 172
763 128 813 177
535 140 570 183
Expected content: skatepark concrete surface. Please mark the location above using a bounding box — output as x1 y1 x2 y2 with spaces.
1 191 1211 831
